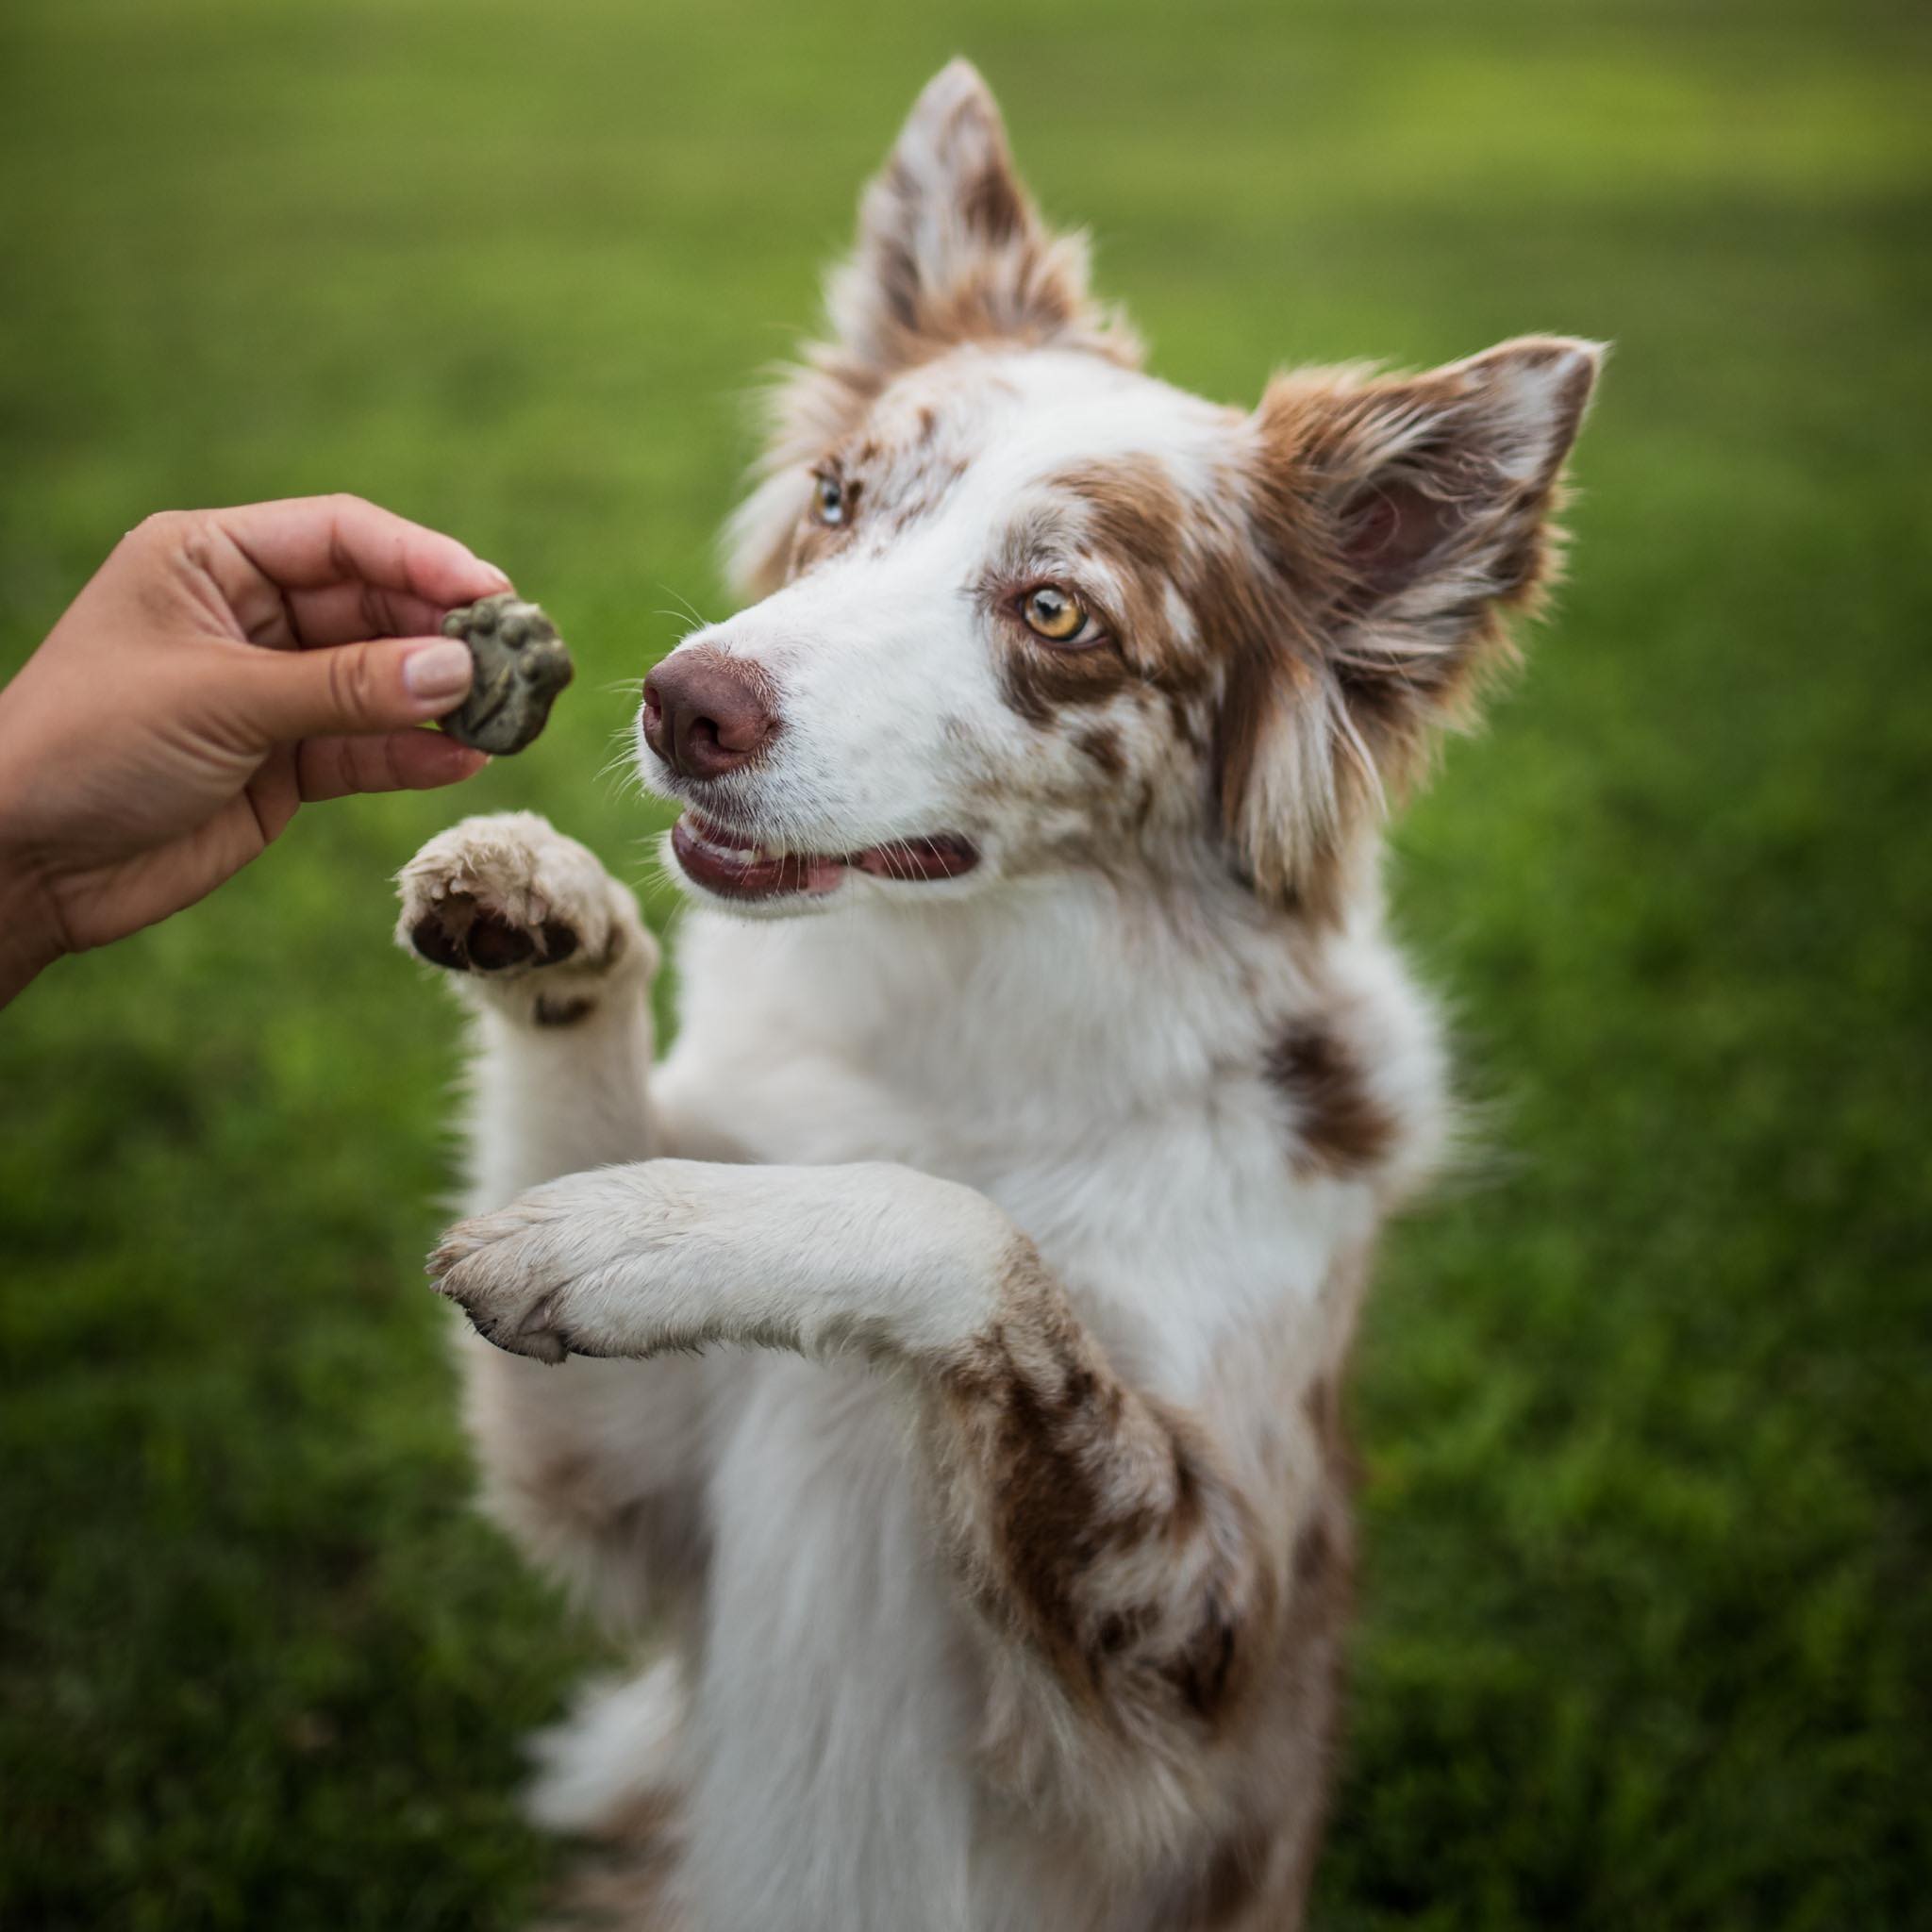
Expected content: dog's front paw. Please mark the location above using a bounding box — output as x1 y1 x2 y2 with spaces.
428 1191 587 1364
395 812 656 1020
427 1168 691 1364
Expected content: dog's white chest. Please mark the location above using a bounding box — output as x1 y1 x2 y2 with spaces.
684 1357 982 1931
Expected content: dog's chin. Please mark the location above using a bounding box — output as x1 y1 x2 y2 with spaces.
664 808 982 916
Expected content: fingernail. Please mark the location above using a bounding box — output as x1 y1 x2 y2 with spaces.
404 641 474 703
475 558 512 589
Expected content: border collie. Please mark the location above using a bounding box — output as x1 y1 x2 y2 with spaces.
397 59 1600 1930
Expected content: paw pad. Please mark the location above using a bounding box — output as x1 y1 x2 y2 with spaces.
408 898 580 974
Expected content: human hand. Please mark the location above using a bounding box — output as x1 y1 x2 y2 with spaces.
0 494 511 1005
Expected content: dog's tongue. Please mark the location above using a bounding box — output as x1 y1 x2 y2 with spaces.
672 813 978 900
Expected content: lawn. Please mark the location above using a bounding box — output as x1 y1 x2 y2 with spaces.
2 0 1928 1925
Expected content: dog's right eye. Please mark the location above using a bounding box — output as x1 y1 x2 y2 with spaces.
811 474 848 526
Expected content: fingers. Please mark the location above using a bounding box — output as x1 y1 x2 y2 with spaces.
235 633 476 743
283 578 451 649
152 496 512 649
208 493 512 605
298 729 490 802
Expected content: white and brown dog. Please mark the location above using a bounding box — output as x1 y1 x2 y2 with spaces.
396 59 1600 1932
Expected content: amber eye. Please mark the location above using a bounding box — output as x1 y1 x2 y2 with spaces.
811 473 847 526
1020 584 1096 645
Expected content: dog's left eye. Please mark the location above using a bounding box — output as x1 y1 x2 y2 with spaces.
811 474 848 526
1019 584 1101 647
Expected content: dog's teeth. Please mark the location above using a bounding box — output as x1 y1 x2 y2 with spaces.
682 813 798 869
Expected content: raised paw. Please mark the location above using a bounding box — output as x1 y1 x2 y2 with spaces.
395 812 655 1012
426 1169 687 1365
428 1192 587 1364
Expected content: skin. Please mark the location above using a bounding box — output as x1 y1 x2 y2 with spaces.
0 494 509 1008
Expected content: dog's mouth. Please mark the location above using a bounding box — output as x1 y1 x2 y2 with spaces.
670 810 980 902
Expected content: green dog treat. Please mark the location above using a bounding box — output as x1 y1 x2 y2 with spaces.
437 593 575 755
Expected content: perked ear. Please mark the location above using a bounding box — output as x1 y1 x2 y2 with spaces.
726 60 1137 598
1227 336 1604 913
826 59 1129 377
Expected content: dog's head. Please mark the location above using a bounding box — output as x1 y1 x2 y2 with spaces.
640 61 1600 923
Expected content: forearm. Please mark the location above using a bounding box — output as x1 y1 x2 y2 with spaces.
431 1158 1012 1366
428 1158 1276 1746
918 1248 1275 1816
462 987 658 1208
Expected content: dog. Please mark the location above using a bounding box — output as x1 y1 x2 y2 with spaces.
395 58 1600 1931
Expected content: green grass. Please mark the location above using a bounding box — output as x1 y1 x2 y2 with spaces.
2 0 1928 1924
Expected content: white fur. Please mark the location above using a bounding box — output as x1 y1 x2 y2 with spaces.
395 58 1596 1932
407 842 1440 1929
526 1655 687 1836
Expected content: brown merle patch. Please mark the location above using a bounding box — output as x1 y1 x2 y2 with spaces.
1052 455 1186 583
937 1288 1125 1646
785 432 972 583
1265 1018 1394 1177
1176 493 1346 914
937 1249 1265 1729
1075 724 1126 778
1201 348 1595 919
543 1785 688 1931
878 456 969 537
1183 1824 1275 1930
996 636 1141 731
858 126 1117 373
1053 455 1207 675
991 455 1221 736
1247 352 1592 768
959 155 1025 243
1160 1581 1242 1721
1293 1510 1339 1589
836 82 1142 395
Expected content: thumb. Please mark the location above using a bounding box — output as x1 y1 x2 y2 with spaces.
240 636 475 741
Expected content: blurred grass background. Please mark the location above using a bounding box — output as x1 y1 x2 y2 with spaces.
2 0 1928 1925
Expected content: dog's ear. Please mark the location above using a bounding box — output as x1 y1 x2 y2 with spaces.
726 62 1136 597
824 59 1121 375
1224 336 1604 914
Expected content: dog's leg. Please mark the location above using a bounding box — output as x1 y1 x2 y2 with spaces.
427 1159 1328 1894
396 814 711 1636
396 809 660 1203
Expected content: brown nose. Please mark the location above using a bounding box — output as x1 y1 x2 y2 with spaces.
641 651 779 780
